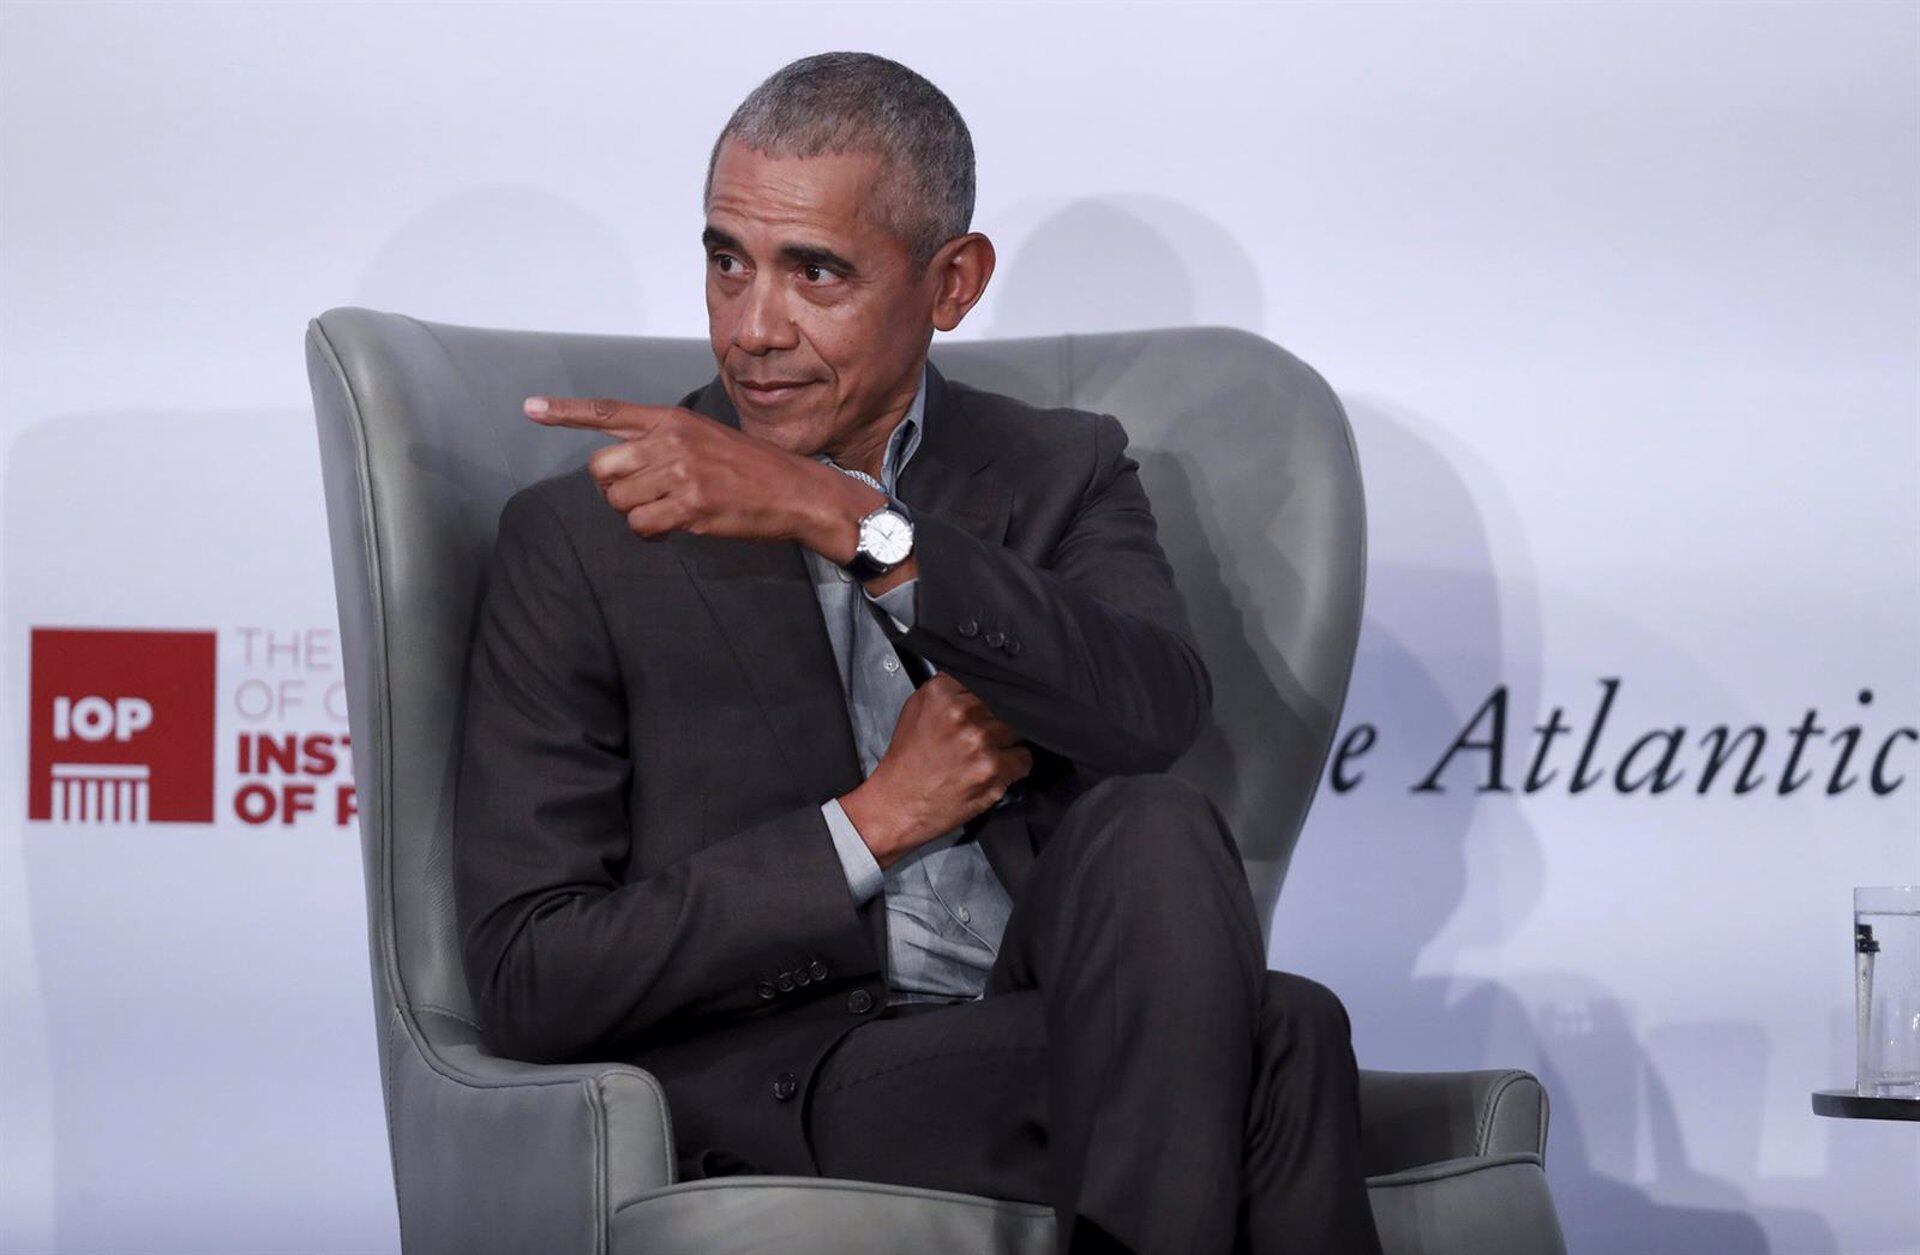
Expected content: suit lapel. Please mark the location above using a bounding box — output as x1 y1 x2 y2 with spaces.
669 379 862 811
902 366 1033 900
668 363 1036 945
895 362 1011 544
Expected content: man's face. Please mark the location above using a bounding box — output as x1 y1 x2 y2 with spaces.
703 138 938 455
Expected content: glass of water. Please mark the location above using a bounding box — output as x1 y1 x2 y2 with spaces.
1855 886 1920 1099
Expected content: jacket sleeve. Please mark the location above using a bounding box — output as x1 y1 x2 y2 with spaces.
885 411 1213 775
453 489 879 1065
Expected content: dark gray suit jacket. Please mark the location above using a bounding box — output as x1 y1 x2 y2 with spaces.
453 360 1212 1178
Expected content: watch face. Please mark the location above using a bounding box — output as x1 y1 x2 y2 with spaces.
861 509 914 565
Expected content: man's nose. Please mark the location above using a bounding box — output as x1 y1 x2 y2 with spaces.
732 274 799 355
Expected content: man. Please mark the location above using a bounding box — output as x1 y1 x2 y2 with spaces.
453 50 1381 1254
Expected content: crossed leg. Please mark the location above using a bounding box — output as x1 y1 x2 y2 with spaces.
804 773 1381 1255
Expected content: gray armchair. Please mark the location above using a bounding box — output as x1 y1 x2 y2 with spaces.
305 307 1566 1255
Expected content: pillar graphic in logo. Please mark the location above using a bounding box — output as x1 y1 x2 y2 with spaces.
28 628 217 824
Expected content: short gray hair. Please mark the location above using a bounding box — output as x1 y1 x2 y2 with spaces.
703 52 975 273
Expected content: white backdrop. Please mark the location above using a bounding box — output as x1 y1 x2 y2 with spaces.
3 3 1915 1252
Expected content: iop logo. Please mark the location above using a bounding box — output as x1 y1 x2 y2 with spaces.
28 628 217 823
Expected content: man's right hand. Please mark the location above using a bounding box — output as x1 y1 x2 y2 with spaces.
837 674 1034 870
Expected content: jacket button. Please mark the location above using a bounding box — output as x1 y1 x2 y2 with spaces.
984 628 1006 648
795 967 813 986
772 1072 798 1102
809 959 828 981
1004 637 1022 657
958 618 979 637
776 972 795 992
847 989 874 1014
756 980 776 1000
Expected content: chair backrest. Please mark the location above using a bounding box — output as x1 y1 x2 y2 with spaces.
305 308 1365 1066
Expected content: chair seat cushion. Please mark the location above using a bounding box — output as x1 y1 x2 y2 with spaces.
612 1156 1564 1255
613 1176 1056 1255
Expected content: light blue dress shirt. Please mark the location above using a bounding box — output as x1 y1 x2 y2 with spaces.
803 366 1015 1006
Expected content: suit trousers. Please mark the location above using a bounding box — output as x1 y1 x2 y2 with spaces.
797 773 1384 1255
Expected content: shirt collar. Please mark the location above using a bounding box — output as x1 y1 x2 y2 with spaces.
815 362 928 498
886 362 929 494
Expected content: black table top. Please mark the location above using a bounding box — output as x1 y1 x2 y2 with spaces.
1812 1090 1920 1121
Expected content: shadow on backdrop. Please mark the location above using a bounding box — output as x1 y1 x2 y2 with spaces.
978 194 1851 1252
6 410 399 1255
3 181 652 1255
981 195 1263 338
352 184 647 334
1284 396 1840 1252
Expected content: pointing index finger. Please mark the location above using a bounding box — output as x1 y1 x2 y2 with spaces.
524 396 669 439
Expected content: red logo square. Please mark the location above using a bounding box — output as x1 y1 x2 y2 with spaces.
27 628 217 824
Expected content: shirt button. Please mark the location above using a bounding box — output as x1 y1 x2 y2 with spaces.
847 989 874 1014
958 618 979 638
956 905 972 923
772 1072 799 1102
882 655 900 673
836 568 851 583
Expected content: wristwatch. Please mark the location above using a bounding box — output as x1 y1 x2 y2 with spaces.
829 465 915 579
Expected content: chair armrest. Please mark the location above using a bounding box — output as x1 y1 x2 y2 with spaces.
1356 1069 1549 1178
1365 1153 1567 1255
384 1006 676 1254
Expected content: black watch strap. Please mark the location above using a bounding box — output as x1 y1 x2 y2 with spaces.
842 546 892 580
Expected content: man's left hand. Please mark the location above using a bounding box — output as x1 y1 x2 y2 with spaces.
524 395 880 560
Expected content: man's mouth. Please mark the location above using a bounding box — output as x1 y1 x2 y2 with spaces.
735 378 817 406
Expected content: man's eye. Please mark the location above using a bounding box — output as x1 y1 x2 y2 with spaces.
801 263 839 285
710 253 743 275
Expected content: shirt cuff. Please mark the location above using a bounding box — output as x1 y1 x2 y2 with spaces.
821 797 886 904
865 577 918 633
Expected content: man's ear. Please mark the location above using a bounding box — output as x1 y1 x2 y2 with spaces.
929 233 996 333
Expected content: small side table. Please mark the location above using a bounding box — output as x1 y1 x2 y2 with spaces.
1811 1090 1920 1122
